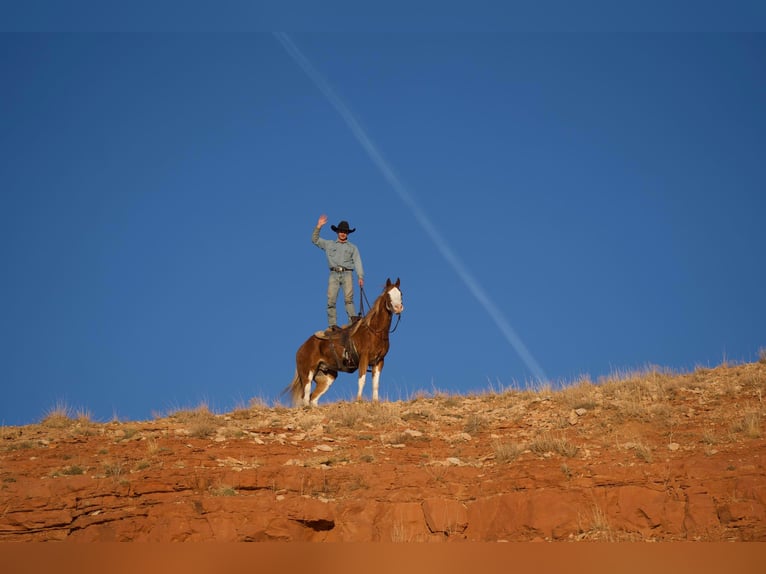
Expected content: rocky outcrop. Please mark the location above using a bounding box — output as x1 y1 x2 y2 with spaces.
1 362 765 541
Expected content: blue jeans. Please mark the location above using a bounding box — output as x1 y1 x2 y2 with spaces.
327 270 355 327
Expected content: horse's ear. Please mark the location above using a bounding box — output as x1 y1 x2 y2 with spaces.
395 278 400 287
386 278 391 287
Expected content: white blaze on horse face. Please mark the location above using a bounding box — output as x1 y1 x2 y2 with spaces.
388 286 403 314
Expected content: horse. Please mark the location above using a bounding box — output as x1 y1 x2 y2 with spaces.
286 278 404 407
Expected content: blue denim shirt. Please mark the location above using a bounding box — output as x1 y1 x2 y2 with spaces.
312 227 364 279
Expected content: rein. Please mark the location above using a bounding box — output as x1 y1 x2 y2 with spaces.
358 286 401 335
358 286 372 317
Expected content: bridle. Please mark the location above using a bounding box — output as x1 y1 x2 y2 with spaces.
358 286 401 335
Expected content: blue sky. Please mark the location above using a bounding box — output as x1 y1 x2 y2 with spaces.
2 31 765 425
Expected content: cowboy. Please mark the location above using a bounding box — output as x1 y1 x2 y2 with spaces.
312 214 365 331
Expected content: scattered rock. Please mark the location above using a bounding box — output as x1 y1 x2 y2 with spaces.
451 432 472 442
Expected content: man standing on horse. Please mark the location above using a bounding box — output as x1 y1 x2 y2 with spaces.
312 215 365 331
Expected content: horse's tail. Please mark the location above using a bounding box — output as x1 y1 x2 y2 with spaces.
281 369 303 407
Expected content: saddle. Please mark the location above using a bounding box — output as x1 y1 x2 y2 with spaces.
313 327 343 340
313 316 361 340
313 324 360 372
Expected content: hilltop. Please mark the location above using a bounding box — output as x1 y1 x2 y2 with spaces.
1 360 764 541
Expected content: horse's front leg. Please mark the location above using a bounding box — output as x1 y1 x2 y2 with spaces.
356 356 369 401
371 359 384 402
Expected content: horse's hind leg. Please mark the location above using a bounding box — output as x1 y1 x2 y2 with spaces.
300 369 315 407
310 371 336 407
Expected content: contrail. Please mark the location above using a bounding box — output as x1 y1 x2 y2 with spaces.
275 32 548 382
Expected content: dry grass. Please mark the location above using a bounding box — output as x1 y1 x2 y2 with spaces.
40 401 75 428
529 432 579 458
632 441 654 463
492 440 525 463
556 377 599 410
169 403 222 439
729 411 762 439
210 484 237 497
580 504 616 541
463 413 488 435
102 460 125 479
52 464 86 477
322 401 405 432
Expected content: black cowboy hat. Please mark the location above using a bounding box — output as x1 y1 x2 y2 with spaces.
331 220 356 234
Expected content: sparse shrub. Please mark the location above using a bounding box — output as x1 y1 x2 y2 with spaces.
492 440 525 463
75 408 92 423
171 404 222 438
759 348 766 365
249 396 270 409
103 460 124 478
210 485 237 497
701 430 718 445
145 438 161 455
648 403 673 426
529 432 579 458
582 504 616 542
57 465 85 476
440 395 462 409
41 402 74 428
333 402 366 429
401 410 433 422
557 378 599 410
388 431 415 445
463 413 487 435
730 411 762 439
7 440 38 451
189 421 217 439
632 442 653 463
41 402 93 428
119 427 139 441
221 427 245 439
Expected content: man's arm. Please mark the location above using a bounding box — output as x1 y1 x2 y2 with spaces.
312 214 328 246
354 246 364 287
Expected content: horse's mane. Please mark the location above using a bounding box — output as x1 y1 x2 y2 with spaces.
351 286 391 334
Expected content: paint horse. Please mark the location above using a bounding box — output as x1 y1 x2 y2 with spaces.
287 278 403 407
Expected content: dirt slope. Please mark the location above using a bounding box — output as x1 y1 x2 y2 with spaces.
1 361 764 541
